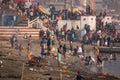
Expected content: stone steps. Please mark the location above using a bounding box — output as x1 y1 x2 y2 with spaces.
0 29 40 32
0 27 40 40
0 35 39 40
0 27 40 32
15 19 28 26
0 32 39 35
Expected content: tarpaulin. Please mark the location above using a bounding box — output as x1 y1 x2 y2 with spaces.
38 6 51 15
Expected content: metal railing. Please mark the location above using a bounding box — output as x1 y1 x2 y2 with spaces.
28 17 40 28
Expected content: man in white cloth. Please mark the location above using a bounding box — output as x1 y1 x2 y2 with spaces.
77 45 84 59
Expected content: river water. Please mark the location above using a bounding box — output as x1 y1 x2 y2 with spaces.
84 51 120 76
98 53 120 76
103 59 120 76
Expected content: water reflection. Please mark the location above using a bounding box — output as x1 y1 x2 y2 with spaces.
103 54 120 76
88 53 120 76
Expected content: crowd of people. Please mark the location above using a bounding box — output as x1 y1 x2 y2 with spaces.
9 12 120 68
0 0 94 21
3 0 119 48
2 0 119 80
95 12 120 47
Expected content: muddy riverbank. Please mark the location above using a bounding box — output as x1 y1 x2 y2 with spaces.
0 40 120 80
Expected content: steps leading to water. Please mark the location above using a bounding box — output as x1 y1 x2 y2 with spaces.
14 19 28 26
0 27 41 40
0 28 40 32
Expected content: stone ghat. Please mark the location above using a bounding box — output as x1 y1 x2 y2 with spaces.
0 27 40 40
98 46 120 53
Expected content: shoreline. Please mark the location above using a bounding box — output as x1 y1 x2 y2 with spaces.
0 40 120 80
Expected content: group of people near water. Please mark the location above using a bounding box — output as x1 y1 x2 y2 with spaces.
8 10 119 80
9 25 119 67
9 27 119 80
38 27 118 66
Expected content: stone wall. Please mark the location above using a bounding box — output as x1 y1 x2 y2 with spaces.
57 15 96 31
57 20 81 30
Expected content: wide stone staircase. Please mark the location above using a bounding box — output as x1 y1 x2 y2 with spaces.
0 16 50 40
0 4 50 40
0 27 41 40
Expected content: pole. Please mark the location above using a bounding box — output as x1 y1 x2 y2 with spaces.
84 0 87 12
71 0 73 11
60 67 62 80
2 11 5 26
21 63 25 80
64 0 66 10
70 0 73 19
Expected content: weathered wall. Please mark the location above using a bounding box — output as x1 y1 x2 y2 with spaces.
57 20 81 30
102 16 112 25
57 15 96 31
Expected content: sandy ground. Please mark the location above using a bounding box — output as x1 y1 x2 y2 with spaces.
0 39 120 80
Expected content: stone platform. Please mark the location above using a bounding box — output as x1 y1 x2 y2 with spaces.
98 46 120 53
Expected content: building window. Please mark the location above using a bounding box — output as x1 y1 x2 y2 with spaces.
83 18 86 21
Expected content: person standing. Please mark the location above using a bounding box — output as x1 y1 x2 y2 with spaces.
28 35 32 46
49 77 53 80
18 44 22 56
10 34 16 48
27 35 32 51
77 45 82 54
57 45 63 66
107 36 111 47
61 29 65 41
76 71 84 80
94 47 99 56
39 29 44 40
70 41 73 53
40 46 46 58
51 36 55 47
63 44 67 58
47 37 51 51
70 29 75 42
81 44 85 53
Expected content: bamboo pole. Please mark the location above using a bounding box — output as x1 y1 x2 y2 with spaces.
60 68 62 80
21 63 25 80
